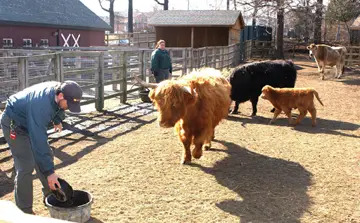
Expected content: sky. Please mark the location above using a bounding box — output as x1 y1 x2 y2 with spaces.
80 0 229 16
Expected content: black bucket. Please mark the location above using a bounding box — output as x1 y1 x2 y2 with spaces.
45 190 93 222
139 88 151 103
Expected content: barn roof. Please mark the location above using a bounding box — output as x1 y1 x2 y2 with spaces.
0 0 111 30
149 10 244 28
350 15 360 30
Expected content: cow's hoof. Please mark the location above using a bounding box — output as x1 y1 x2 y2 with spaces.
250 113 257 117
192 149 203 159
203 144 211 151
181 158 192 165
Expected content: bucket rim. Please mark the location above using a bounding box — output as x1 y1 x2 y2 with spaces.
45 190 93 211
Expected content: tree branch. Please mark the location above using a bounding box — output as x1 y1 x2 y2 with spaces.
98 0 110 12
154 0 165 6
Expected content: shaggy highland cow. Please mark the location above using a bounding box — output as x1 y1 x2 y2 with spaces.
136 68 231 164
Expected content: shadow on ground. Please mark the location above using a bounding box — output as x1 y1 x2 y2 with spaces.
0 102 156 198
192 140 312 223
228 115 360 139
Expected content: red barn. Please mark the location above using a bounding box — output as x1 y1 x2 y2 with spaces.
0 0 111 48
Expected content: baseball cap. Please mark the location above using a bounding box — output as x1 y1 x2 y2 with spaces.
61 81 83 113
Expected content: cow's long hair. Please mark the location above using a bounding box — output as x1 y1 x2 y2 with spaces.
149 68 231 129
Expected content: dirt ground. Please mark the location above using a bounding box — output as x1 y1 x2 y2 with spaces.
1 56 359 223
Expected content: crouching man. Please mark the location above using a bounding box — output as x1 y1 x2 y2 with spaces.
0 81 82 214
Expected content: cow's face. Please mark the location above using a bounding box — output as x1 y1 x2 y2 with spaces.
307 44 317 59
149 81 196 128
260 85 272 100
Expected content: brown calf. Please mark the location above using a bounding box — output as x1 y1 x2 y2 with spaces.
261 85 324 127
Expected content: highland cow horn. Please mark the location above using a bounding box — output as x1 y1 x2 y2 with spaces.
133 76 158 89
181 86 192 94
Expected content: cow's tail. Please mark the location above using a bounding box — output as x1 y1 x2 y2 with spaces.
313 90 324 106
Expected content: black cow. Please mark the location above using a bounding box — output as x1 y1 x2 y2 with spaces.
228 60 297 116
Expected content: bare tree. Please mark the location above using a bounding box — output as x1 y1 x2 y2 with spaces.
234 0 237 10
98 0 115 33
275 0 285 58
313 0 323 43
128 0 133 33
154 0 169 10
326 0 360 42
227 0 230 10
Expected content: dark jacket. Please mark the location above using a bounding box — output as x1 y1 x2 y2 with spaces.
151 49 172 73
4 81 65 177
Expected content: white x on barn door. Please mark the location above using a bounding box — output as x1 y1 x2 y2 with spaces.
61 33 71 47
72 34 80 47
61 33 81 47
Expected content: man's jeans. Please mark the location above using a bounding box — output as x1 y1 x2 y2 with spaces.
0 112 51 213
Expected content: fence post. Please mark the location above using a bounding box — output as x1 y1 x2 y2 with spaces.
95 52 104 111
112 52 119 91
204 47 208 67
18 57 28 90
54 53 61 82
121 51 127 103
59 53 64 82
139 50 145 80
220 47 224 69
197 49 201 68
189 48 193 71
182 48 187 75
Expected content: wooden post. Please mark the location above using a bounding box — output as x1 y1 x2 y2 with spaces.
18 57 28 90
106 34 109 46
182 48 187 75
204 47 208 67
121 52 127 103
95 52 104 111
189 48 193 71
212 47 216 68
59 53 64 82
139 50 145 80
220 47 224 69
54 53 61 82
191 27 194 48
112 52 119 91
197 49 201 68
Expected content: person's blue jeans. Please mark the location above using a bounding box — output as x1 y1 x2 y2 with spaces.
154 69 170 83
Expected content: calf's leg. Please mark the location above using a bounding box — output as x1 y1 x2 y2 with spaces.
284 108 294 125
269 108 281 124
294 108 308 125
308 107 317 127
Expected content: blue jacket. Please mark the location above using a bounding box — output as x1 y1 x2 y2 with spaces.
4 82 65 177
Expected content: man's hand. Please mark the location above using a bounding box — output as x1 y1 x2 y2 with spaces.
47 173 61 190
54 123 63 132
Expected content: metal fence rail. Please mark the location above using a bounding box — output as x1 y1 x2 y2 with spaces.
0 44 241 111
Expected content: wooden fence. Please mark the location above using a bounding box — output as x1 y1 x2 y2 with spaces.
241 40 360 67
105 32 156 48
0 44 240 111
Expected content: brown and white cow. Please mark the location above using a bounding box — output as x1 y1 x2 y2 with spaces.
307 43 347 80
136 68 231 164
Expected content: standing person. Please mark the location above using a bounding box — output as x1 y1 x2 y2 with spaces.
0 81 83 214
151 39 173 83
